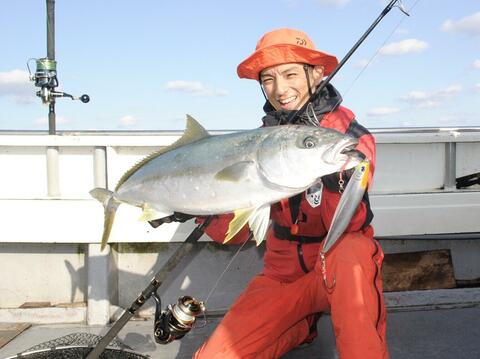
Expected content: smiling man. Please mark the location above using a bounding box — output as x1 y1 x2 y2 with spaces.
259 63 324 111
193 28 389 359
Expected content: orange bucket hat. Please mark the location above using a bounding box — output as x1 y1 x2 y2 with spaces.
237 28 338 80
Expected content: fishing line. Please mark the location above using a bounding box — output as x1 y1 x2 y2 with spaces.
337 0 423 105
203 233 252 306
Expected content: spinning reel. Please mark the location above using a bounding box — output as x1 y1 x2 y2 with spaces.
152 293 206 345
27 57 90 104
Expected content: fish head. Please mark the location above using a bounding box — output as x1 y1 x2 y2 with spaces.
257 125 362 189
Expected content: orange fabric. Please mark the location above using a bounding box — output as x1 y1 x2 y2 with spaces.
194 232 389 359
237 28 338 80
322 105 376 184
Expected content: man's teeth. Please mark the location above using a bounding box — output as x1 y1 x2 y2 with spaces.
278 96 296 105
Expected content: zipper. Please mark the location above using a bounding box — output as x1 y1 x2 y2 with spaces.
296 243 310 274
371 238 383 332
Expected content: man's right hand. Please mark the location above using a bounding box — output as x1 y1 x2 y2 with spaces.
148 212 195 228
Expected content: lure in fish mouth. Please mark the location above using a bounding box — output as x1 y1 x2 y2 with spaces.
90 115 364 250
325 137 360 165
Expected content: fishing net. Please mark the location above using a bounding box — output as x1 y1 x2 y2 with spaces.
4 332 149 359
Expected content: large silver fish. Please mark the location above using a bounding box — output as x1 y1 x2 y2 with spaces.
90 115 362 249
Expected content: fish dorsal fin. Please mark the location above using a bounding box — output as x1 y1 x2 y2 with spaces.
115 115 210 190
182 114 211 143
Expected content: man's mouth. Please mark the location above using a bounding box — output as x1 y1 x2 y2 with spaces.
277 96 297 106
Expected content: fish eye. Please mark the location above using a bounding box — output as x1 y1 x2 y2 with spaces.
303 137 316 149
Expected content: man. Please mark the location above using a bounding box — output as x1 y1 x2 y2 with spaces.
193 28 388 359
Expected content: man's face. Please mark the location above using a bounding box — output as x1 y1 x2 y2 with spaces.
260 63 324 111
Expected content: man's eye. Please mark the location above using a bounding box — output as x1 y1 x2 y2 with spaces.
262 78 273 85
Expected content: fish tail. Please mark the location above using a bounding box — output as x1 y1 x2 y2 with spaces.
89 188 120 250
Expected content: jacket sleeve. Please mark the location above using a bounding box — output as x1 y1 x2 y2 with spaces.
320 118 376 232
195 214 251 245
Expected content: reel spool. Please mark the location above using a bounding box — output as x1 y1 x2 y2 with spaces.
153 295 206 344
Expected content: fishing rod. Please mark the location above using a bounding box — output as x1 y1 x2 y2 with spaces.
27 0 90 135
287 0 410 124
85 216 214 359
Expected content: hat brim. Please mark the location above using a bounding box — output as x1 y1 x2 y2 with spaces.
237 44 338 80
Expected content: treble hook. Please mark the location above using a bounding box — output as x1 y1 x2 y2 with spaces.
320 252 336 291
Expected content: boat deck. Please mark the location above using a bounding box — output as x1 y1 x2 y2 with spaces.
1 289 479 359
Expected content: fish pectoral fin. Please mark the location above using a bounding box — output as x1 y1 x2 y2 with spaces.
224 208 255 244
224 206 271 245
215 161 255 182
139 204 172 222
248 205 271 246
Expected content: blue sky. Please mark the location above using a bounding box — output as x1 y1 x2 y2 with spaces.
1 0 479 131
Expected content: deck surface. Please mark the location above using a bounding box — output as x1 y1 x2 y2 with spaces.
0 304 479 359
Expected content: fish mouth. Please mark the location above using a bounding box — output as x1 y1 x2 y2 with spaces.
340 146 365 160
328 137 359 164
340 143 357 156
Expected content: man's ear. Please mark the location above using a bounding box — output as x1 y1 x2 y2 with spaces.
312 65 325 86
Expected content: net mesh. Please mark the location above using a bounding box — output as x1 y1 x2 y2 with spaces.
7 332 150 359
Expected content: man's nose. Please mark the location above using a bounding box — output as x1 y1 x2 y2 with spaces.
273 77 288 95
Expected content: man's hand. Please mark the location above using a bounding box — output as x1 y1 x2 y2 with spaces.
148 212 195 228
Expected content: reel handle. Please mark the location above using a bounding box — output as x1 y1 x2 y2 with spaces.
79 94 90 103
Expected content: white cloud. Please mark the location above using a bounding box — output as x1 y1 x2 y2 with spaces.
379 39 428 56
0 69 36 104
367 107 400 117
442 12 480 36
472 59 480 69
475 84 480 93
119 115 137 127
165 81 228 97
0 69 29 87
401 85 462 108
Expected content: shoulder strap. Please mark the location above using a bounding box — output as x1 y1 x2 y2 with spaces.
288 193 303 225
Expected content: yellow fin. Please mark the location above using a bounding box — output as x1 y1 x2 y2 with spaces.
138 203 172 222
248 205 271 246
100 198 119 250
89 188 120 251
115 115 210 190
224 208 255 244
